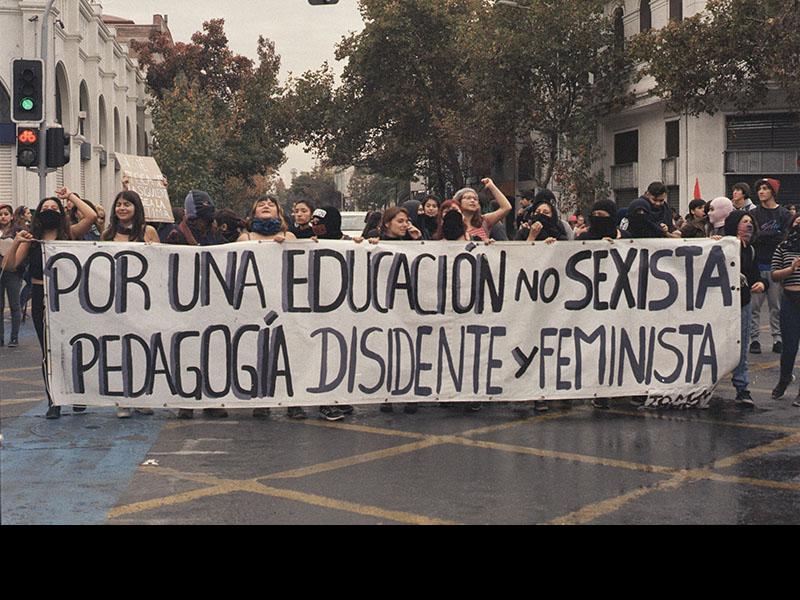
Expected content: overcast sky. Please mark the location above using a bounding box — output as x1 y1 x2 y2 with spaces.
100 0 365 183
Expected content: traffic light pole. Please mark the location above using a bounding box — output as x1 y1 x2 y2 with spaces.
38 0 57 202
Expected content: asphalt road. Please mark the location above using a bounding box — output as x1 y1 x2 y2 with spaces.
2 311 798 525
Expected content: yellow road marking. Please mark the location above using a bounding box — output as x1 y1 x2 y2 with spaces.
548 434 800 524
261 438 443 480
107 406 799 524
0 375 44 387
603 408 800 434
548 476 687 525
453 437 677 475
0 366 43 374
108 464 457 525
0 397 43 406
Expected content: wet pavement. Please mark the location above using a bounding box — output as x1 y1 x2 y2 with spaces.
2 312 798 524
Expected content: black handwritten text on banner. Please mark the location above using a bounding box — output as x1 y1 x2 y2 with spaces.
43 239 741 409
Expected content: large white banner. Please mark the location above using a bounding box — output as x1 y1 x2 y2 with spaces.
43 238 741 410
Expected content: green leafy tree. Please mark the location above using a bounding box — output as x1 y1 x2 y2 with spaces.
287 166 341 208
629 0 800 116
151 75 223 203
135 20 288 207
348 170 403 211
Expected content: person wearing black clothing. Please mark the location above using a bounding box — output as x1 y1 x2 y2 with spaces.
770 215 800 401
420 196 440 239
723 211 766 407
309 205 360 421
4 188 97 419
290 199 315 239
576 199 629 241
624 182 681 238
750 178 792 354
167 191 228 419
515 195 569 243
214 208 247 243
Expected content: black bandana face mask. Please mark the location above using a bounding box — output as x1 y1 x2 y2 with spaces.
442 211 465 240
38 209 63 231
590 215 617 238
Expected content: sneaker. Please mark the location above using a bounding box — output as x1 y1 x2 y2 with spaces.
319 405 345 421
203 408 228 418
591 398 609 410
533 400 549 412
72 405 86 413
177 409 194 419
339 405 354 415
735 389 755 408
749 340 761 354
403 403 418 414
772 381 790 400
135 407 154 415
772 341 783 354
465 402 482 412
380 403 394 413
792 397 800 408
117 407 132 418
286 406 306 420
252 407 271 419
629 396 646 407
8 339 18 348
45 405 61 419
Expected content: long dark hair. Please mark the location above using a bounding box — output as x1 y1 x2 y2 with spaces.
432 199 461 240
32 197 71 240
102 191 146 241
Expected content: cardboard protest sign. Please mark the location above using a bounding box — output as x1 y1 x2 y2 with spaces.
115 153 173 223
42 238 741 410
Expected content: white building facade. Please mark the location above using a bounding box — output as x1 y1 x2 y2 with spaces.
0 0 154 211
600 0 800 213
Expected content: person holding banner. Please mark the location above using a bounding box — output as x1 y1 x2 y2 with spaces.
515 192 570 243
289 199 315 240
770 214 800 402
237 195 305 420
723 210 766 408
213 209 247 244
4 188 96 419
575 199 628 241
432 200 469 241
168 190 228 419
100 190 159 417
453 178 512 242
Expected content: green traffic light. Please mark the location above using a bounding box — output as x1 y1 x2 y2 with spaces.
21 97 34 111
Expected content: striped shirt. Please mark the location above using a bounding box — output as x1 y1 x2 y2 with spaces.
771 244 800 288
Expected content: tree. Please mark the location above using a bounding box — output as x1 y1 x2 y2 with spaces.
134 20 288 207
151 75 223 204
288 0 630 210
287 166 341 208
348 170 403 211
629 0 800 116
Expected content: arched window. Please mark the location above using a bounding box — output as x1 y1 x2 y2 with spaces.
669 0 683 22
98 96 108 148
55 62 71 132
639 0 652 32
79 81 90 138
613 5 625 53
113 107 121 153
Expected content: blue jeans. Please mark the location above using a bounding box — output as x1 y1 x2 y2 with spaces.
733 302 752 391
0 269 22 343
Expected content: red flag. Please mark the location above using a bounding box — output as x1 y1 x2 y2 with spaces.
693 178 702 200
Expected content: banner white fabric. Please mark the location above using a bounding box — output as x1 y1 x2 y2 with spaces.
43 238 741 409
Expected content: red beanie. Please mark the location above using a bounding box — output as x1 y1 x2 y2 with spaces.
755 178 781 197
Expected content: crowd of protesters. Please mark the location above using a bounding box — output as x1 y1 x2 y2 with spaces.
2 176 799 421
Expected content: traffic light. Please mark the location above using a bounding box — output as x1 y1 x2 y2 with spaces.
12 59 44 123
46 126 71 168
16 126 39 167
308 1 339 4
